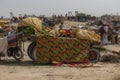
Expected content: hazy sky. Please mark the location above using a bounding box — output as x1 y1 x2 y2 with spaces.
0 0 120 18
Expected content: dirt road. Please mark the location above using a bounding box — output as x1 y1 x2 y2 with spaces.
0 61 120 80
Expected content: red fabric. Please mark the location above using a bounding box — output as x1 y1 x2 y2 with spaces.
101 26 106 33
64 29 69 33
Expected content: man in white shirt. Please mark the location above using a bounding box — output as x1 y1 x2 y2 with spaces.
102 25 109 45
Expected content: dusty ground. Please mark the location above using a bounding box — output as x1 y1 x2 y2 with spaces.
0 42 120 80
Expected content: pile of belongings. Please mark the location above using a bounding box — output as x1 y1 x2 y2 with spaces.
0 19 10 27
18 17 100 42
18 17 43 36
18 17 56 36
71 28 100 43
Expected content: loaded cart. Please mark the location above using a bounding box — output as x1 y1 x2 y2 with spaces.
18 17 100 64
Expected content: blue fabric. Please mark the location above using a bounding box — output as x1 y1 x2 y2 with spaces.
7 31 15 38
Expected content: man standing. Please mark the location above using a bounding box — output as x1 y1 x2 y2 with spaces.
102 24 109 45
102 25 109 45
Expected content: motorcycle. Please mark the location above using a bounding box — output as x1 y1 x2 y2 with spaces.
7 32 24 61
7 46 23 61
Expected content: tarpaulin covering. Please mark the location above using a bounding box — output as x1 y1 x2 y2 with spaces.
72 28 100 43
18 17 42 36
0 20 10 23
0 20 10 27
36 35 90 64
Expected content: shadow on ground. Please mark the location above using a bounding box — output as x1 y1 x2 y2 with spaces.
0 60 54 67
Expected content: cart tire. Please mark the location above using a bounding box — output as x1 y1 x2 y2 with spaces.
27 41 36 60
88 49 100 63
32 46 52 65
13 47 23 61
31 46 37 61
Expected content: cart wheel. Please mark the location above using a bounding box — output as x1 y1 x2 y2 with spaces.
88 49 100 63
27 41 36 60
31 46 37 61
7 48 14 57
13 47 23 61
32 46 52 65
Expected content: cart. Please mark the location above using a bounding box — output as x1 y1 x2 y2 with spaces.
18 17 100 64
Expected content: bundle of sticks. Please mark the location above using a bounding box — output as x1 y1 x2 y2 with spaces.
93 46 120 55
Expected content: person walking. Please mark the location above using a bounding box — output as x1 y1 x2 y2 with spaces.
101 24 109 45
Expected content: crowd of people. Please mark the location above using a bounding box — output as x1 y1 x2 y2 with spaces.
96 23 119 45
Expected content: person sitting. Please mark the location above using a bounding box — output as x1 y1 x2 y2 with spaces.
59 22 64 30
7 27 15 38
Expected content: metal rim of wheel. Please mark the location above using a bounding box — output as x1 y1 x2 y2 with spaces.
13 48 23 61
88 49 100 63
27 41 36 60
